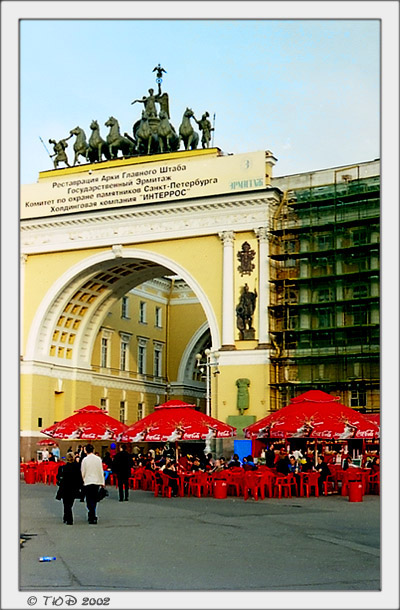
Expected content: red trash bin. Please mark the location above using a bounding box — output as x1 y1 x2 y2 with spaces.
24 466 37 484
348 477 363 502
213 480 227 499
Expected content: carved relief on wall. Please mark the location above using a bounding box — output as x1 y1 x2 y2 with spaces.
237 241 256 276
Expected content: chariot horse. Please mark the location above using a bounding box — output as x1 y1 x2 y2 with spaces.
179 108 199 151
157 111 180 153
69 126 89 166
88 120 111 162
105 116 135 159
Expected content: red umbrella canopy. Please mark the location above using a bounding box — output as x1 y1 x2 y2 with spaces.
36 439 59 447
244 390 380 440
120 399 236 443
41 405 128 440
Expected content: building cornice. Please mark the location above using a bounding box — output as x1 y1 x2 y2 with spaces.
20 191 280 255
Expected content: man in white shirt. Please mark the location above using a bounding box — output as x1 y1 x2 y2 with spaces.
81 444 105 524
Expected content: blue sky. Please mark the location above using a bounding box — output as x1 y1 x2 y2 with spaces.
20 18 380 183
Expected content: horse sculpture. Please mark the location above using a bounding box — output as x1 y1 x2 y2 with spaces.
105 116 135 159
88 120 111 163
133 115 154 155
158 110 180 153
69 126 89 165
179 108 199 151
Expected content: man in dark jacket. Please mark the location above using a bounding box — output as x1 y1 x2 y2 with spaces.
56 452 84 525
112 445 133 501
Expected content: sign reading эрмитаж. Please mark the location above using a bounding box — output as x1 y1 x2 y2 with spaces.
21 151 266 220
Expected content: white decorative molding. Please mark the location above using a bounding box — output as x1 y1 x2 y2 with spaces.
218 349 271 366
20 192 281 254
112 244 123 258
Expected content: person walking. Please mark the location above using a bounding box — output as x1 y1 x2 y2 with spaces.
112 444 133 502
80 444 105 524
56 452 83 525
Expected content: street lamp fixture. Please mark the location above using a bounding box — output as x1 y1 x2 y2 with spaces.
195 349 220 417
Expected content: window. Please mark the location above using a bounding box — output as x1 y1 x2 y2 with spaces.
317 307 332 328
350 390 366 407
352 306 369 326
119 401 126 423
352 229 368 246
137 338 148 375
121 296 129 319
100 398 108 411
139 301 147 324
353 285 368 299
318 288 332 302
101 337 109 368
137 402 145 420
38 417 42 427
120 340 128 371
317 234 332 250
154 345 162 377
155 306 162 328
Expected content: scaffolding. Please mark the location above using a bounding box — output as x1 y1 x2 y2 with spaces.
269 166 380 412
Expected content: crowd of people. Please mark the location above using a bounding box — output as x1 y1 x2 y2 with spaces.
54 442 380 523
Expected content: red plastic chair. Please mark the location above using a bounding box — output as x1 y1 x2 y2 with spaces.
274 474 297 499
243 472 264 501
368 471 380 494
302 472 319 497
188 473 209 498
154 472 175 498
260 471 276 498
141 470 156 492
226 471 244 496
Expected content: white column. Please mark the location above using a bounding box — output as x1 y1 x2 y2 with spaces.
219 231 236 349
254 227 270 347
20 254 28 356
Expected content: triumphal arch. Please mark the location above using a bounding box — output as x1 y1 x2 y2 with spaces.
20 71 281 459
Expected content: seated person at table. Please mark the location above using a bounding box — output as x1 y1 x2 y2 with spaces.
178 453 193 471
163 461 180 496
367 456 380 474
264 444 276 468
145 458 157 472
219 456 227 469
204 452 215 470
191 456 204 472
209 459 225 473
315 455 331 494
342 456 357 470
301 455 315 472
227 454 242 469
275 455 290 475
242 455 257 471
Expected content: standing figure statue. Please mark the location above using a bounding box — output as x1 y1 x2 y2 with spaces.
236 378 250 415
131 88 158 118
236 284 258 339
194 112 214 149
153 63 167 82
49 136 72 169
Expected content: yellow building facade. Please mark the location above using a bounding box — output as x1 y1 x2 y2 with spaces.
20 148 280 460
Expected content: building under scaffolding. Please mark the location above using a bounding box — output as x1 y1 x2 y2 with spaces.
270 160 380 413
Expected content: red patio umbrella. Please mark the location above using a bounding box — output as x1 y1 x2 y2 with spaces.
120 399 236 444
36 439 59 447
244 390 380 440
41 405 128 440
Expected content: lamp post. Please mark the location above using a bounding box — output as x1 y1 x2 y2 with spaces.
195 349 220 417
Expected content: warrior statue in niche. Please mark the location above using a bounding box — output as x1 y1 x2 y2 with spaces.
236 284 258 338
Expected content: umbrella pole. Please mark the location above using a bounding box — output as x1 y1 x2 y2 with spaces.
314 440 318 467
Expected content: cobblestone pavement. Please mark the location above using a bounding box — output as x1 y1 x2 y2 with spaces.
20 481 380 592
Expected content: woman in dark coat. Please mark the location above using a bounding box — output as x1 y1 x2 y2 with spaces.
56 451 83 525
